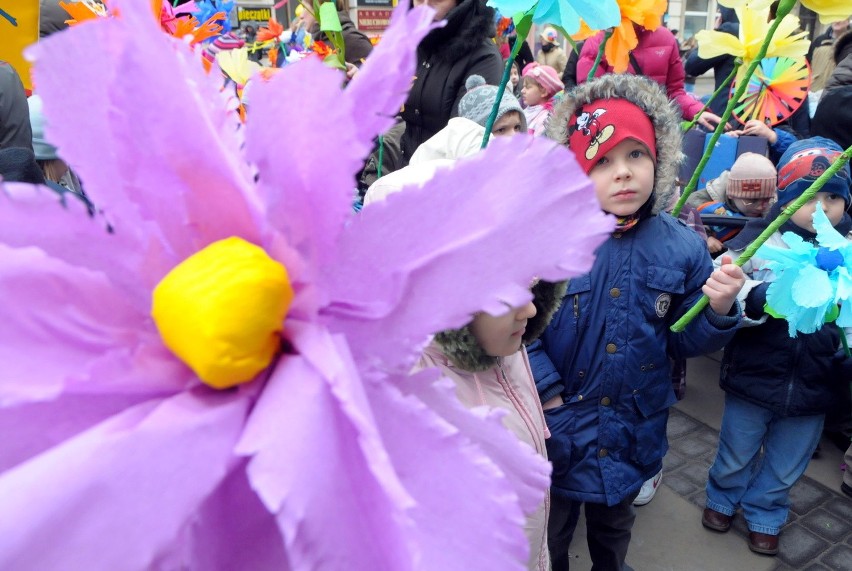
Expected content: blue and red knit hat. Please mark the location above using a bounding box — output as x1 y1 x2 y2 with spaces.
776 137 851 207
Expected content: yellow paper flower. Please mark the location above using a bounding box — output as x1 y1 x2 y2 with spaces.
216 48 261 86
719 0 847 25
695 4 808 77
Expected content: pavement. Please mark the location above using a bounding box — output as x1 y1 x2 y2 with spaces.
565 353 852 571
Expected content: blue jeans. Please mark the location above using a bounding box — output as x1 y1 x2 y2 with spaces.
706 393 824 535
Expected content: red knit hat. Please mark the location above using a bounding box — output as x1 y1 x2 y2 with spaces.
567 98 656 174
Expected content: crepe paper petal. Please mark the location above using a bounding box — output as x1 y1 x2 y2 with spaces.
0 389 251 570
393 370 551 519
801 0 852 25
813 202 852 253
0 392 148 473
0 245 143 405
160 458 289 571
217 47 261 85
326 136 612 373
0 183 166 309
238 349 415 570
792 264 834 308
31 0 262 263
367 370 533 570
346 2 437 146
488 0 620 35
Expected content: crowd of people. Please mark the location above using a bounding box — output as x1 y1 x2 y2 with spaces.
3 0 852 569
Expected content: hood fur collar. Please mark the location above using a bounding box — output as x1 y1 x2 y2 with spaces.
434 281 567 372
417 0 496 63
547 74 683 214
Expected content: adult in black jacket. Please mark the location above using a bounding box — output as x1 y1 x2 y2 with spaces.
401 0 503 163
683 7 739 117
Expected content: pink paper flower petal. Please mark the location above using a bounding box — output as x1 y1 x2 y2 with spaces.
157 460 289 571
237 323 415 570
0 244 157 405
0 389 251 570
30 0 262 264
0 182 167 309
325 135 613 372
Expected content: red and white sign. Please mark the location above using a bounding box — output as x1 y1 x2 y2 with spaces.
357 8 392 32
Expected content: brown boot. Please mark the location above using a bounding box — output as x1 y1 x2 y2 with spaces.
701 508 732 532
748 531 779 555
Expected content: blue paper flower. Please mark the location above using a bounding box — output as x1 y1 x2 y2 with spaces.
488 0 620 35
757 203 852 336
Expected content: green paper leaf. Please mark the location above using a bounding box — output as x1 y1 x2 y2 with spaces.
825 304 840 323
764 303 785 319
323 53 346 70
319 2 342 33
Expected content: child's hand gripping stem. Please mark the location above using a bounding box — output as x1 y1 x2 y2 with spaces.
702 255 745 316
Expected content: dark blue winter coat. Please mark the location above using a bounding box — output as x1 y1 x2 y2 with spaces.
528 214 739 506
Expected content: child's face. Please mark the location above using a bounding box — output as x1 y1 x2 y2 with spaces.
521 79 545 107
469 300 537 358
789 191 846 232
730 196 773 217
492 111 523 137
588 138 655 217
509 65 520 89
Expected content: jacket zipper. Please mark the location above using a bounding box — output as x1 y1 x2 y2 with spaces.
497 358 545 456
784 337 804 415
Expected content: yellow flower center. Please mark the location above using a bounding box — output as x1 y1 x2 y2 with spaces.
151 237 294 389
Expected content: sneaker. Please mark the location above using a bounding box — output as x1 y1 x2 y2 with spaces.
633 469 663 506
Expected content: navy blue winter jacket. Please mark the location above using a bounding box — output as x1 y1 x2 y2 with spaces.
528 214 739 506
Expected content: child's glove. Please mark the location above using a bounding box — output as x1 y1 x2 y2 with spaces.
744 282 770 319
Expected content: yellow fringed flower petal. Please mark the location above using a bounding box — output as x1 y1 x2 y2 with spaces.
152 237 294 389
696 29 744 59
802 0 852 25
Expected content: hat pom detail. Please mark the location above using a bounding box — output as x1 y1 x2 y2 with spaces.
465 74 486 92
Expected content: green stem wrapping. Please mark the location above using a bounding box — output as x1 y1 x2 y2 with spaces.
670 9 792 218
586 29 612 83
681 61 741 133
839 323 850 358
481 12 534 149
670 144 852 333
376 135 384 180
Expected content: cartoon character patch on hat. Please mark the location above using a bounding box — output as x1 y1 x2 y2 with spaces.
570 108 614 160
566 98 657 174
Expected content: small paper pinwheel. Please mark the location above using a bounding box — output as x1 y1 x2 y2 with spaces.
757 203 852 336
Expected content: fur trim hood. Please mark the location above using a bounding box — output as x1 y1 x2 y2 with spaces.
546 74 683 214
434 280 568 372
417 0 496 63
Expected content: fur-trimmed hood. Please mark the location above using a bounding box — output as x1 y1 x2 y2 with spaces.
546 74 683 214
434 280 567 372
417 0 496 63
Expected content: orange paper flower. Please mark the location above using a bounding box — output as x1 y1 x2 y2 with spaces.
59 0 109 25
605 0 668 73
257 19 284 43
312 40 334 59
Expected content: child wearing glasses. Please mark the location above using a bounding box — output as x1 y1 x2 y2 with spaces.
687 152 778 254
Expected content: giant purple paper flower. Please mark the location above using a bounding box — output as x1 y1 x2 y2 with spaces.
0 0 612 569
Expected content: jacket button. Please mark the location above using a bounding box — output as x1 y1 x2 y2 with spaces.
414 109 420 116
613 233 622 239
599 448 608 458
606 343 617 354
578 370 585 378
577 394 584 401
610 288 620 298
601 396 611 406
